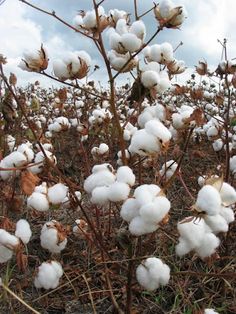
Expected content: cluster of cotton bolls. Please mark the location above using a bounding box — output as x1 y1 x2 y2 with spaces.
48 116 71 133
129 119 172 156
0 143 34 180
53 51 91 81
40 220 68 254
0 219 32 263
34 261 63 290
154 0 187 29
84 164 135 205
91 143 109 157
136 257 170 291
176 179 236 259
121 184 170 236
27 182 69 212
88 107 112 125
159 160 178 179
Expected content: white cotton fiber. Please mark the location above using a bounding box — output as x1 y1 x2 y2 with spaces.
34 261 63 290
15 219 32 244
120 198 140 222
108 182 130 202
48 183 68 205
116 166 135 186
40 221 67 254
195 185 221 215
27 192 49 212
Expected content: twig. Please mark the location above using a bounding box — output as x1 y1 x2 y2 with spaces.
82 274 97 314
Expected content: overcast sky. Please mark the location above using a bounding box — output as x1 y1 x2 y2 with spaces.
1 0 236 87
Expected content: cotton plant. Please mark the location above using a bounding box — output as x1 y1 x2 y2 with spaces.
40 220 68 254
84 164 135 205
34 261 63 290
121 184 170 236
53 51 91 81
136 257 170 291
129 119 172 156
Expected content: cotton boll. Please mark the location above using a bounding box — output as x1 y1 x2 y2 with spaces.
0 244 13 263
40 221 67 254
219 182 236 206
204 214 229 234
204 309 219 314
145 119 171 143
195 185 221 215
139 196 170 224
120 198 140 222
4 151 27 168
34 261 63 290
84 171 116 193
17 144 34 162
92 163 114 174
0 229 19 250
0 160 12 180
138 107 156 128
34 182 48 194
75 51 91 67
134 184 161 207
98 143 109 155
108 182 130 202
159 0 174 19
177 218 206 249
53 59 70 81
116 166 135 186
15 219 32 244
129 20 146 40
91 186 110 205
129 216 157 236
175 237 192 256
129 129 161 156
219 207 235 224
73 14 84 28
121 33 142 52
116 18 128 35
159 160 178 179
149 45 161 63
27 192 50 212
141 71 160 88
212 139 223 152
48 183 69 205
160 42 174 63
195 233 220 259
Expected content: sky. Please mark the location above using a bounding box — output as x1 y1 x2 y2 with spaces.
1 0 236 88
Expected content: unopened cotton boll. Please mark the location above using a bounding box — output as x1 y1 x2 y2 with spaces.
48 183 69 205
34 261 63 290
120 198 140 222
108 182 130 202
195 185 221 215
15 219 32 244
116 166 135 186
27 192 50 212
40 221 67 254
136 257 170 291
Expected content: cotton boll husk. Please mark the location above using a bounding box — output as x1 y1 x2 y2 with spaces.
140 196 170 223
0 244 13 263
121 33 142 52
219 206 235 224
204 214 229 234
141 71 160 88
27 192 50 212
40 221 67 253
129 216 157 236
0 229 19 249
145 119 171 143
116 166 135 186
53 59 70 80
48 183 69 205
175 237 192 256
15 219 32 244
84 171 116 193
195 185 221 215
91 186 110 205
195 233 220 259
108 182 130 202
129 129 161 156
129 20 146 40
75 50 91 67
220 182 236 206
120 198 140 222
177 219 206 248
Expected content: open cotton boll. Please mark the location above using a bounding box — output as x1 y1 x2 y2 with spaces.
136 257 170 291
0 244 13 263
92 163 114 174
116 18 129 35
204 309 219 314
134 184 161 207
159 42 174 63
109 9 128 24
219 207 235 224
98 143 109 155
34 182 48 194
73 14 83 28
4 151 27 168
75 50 91 67
27 192 50 211
0 160 13 180
129 216 157 236
212 139 223 152
230 156 236 176
91 186 110 205
128 129 161 156
40 221 67 254
129 20 146 40
6 135 16 152
177 218 206 249
148 45 161 62
30 150 56 174
219 182 236 206
195 185 221 215
15 219 32 244
116 166 135 186
53 59 70 81
139 196 170 224
195 233 220 259
145 119 171 143
204 214 229 234
0 229 19 249
108 182 130 202
48 183 69 205
120 198 140 222
175 237 192 256
17 144 34 162
34 261 63 290
159 160 178 179
159 0 174 18
84 171 116 193
121 33 142 52
138 106 157 128
109 32 123 53
141 71 160 89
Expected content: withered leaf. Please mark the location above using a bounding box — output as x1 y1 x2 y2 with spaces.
21 170 40 195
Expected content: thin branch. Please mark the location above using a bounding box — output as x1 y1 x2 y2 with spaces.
134 0 139 20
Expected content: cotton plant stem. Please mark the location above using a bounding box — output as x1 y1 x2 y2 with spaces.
177 172 195 201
